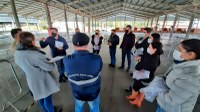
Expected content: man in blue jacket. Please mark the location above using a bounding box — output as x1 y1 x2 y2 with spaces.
63 32 103 112
108 29 119 67
40 27 68 82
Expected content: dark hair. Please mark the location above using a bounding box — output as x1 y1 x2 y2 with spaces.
11 28 22 38
144 27 152 33
19 32 35 48
151 42 163 55
50 27 58 32
181 39 200 59
151 33 161 42
111 29 116 32
126 25 132 29
95 29 100 32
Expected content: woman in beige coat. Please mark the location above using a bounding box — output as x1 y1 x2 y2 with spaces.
156 39 200 112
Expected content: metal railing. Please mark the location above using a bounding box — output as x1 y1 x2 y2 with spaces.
0 59 23 112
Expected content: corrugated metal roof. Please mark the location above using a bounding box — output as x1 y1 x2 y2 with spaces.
0 0 199 22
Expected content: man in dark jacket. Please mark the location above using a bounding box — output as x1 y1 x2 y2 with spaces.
108 29 119 67
119 25 135 72
40 27 68 82
63 32 102 112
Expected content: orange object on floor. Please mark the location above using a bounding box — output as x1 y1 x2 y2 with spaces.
129 92 144 108
126 90 138 100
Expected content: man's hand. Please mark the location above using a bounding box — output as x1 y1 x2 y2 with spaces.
108 42 112 46
40 37 46 42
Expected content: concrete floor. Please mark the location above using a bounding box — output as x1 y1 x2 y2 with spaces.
0 33 200 112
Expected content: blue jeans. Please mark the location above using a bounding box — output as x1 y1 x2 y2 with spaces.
75 95 100 112
156 105 166 112
109 47 116 65
38 95 54 112
121 48 131 68
55 59 65 81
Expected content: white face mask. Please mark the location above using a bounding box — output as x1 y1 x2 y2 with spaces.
148 39 152 44
173 50 184 61
147 48 154 55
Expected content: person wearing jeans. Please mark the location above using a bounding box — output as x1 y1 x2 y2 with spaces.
15 32 60 112
38 95 54 112
55 59 65 82
156 105 165 112
119 25 135 72
108 29 119 67
75 95 100 112
40 27 68 82
63 33 102 112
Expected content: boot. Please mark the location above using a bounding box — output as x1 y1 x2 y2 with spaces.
126 90 138 100
130 92 144 108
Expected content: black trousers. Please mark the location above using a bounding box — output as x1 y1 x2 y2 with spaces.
132 68 157 91
93 50 100 54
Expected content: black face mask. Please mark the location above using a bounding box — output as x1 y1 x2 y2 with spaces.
95 33 99 35
125 30 129 33
52 33 57 37
111 33 115 36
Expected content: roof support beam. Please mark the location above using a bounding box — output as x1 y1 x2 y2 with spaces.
185 8 196 39
92 5 156 17
64 4 69 37
44 3 52 27
169 13 179 41
10 0 21 28
96 11 145 20
33 0 90 17
79 0 112 10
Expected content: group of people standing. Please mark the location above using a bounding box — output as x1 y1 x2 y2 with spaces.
9 23 200 112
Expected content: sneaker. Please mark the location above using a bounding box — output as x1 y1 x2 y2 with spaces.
126 68 130 72
118 66 124 69
111 64 116 67
109 64 112 67
62 76 68 82
59 79 63 83
129 73 133 76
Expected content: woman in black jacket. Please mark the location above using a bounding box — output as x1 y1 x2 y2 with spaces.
126 41 163 108
91 30 103 54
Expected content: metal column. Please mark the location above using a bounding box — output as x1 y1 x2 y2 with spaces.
101 21 102 30
75 14 79 28
64 5 69 37
185 10 196 39
95 19 97 30
124 15 126 27
26 17 30 31
83 16 85 33
37 19 41 31
10 0 21 28
44 3 52 28
169 14 179 41
155 16 159 31
115 16 116 28
161 15 168 35
92 17 94 32
147 19 149 27
88 18 90 33
150 18 153 27
106 18 107 31
134 17 136 28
